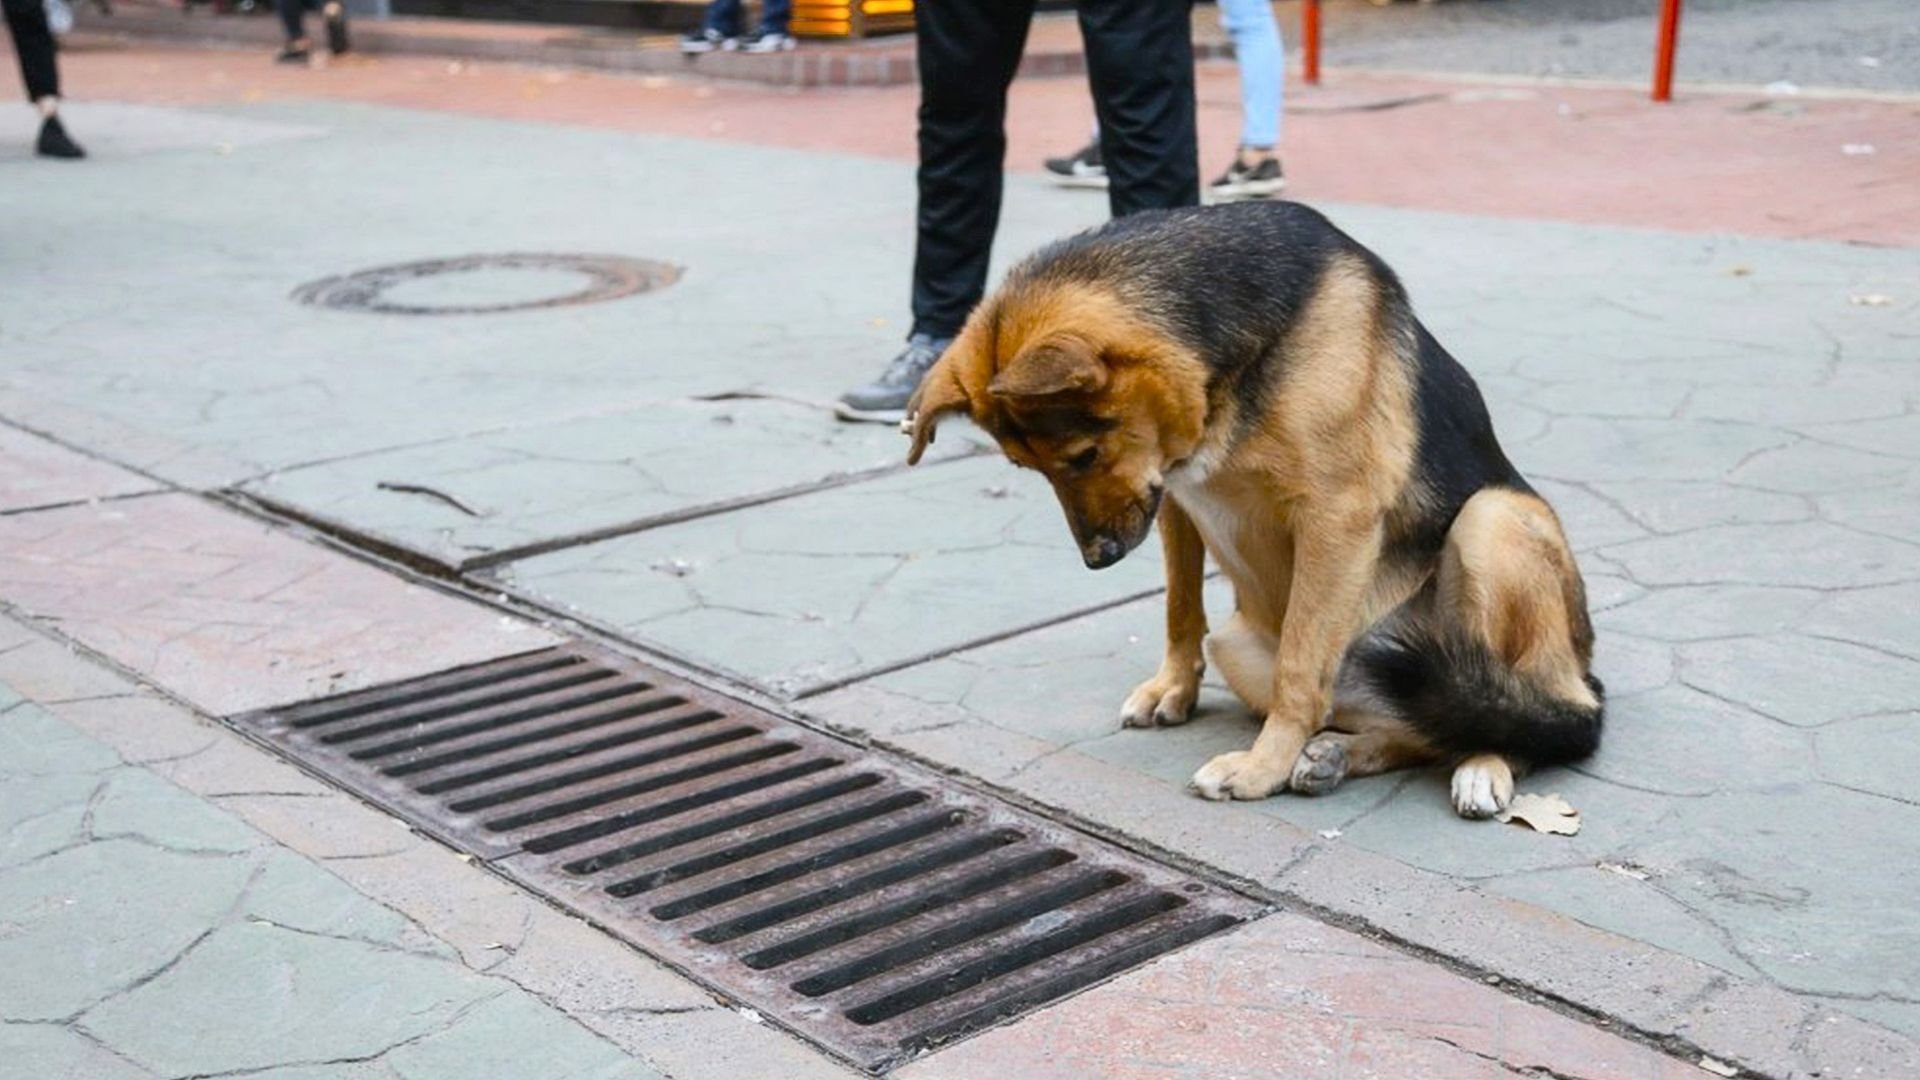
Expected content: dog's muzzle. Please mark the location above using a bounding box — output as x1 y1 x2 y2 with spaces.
1078 485 1163 570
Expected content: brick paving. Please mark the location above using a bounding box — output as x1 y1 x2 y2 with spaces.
900 914 1714 1080
0 492 554 712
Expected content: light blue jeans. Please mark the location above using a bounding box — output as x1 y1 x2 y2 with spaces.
1218 0 1284 149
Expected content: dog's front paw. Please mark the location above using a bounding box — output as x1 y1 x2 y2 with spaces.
1450 754 1515 819
1119 671 1200 729
1191 750 1290 801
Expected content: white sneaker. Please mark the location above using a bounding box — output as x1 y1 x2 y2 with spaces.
741 30 797 53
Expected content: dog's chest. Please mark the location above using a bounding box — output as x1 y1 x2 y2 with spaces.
1167 478 1289 593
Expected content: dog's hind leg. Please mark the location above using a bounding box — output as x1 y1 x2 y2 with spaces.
1428 488 1601 819
1450 753 1517 819
1205 611 1277 714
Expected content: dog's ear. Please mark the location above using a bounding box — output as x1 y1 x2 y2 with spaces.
988 336 1108 401
904 354 971 466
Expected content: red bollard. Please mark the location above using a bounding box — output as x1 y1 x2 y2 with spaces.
1652 0 1683 101
1302 0 1322 85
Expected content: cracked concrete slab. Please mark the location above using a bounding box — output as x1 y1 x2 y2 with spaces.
239 398 983 569
491 456 1166 696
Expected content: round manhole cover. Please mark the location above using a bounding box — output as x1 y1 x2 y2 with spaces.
292 253 680 315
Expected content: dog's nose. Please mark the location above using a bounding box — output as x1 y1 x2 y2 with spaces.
1083 536 1126 570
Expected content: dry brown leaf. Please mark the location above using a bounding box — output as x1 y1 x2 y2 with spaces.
1497 792 1581 836
1698 1054 1739 1077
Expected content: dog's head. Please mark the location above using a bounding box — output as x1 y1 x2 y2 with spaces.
904 285 1210 570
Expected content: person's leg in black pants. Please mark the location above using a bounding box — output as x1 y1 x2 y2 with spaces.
1078 0 1199 215
274 0 308 48
4 0 83 158
910 0 1037 342
275 0 346 61
836 0 1035 422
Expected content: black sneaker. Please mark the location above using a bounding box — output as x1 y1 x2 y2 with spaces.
322 0 350 55
35 116 84 159
740 30 797 53
275 45 311 64
835 333 951 424
679 28 738 54
1043 139 1107 189
1208 153 1285 200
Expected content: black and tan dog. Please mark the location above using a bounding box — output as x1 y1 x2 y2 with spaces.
903 201 1603 818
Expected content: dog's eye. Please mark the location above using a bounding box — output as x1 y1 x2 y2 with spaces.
1066 446 1100 472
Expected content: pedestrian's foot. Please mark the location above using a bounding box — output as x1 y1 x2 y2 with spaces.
835 333 951 424
276 42 312 64
740 30 797 53
323 1 350 55
679 28 738 54
1208 149 1285 200
35 115 84 159
1044 139 1107 189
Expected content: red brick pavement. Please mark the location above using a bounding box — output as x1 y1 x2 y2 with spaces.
901 914 1715 1079
53 42 1920 245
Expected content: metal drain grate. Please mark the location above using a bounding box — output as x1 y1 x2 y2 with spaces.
233 644 1260 1069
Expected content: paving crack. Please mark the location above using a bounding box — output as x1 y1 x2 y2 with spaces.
163 988 514 1080
1419 1031 1598 1080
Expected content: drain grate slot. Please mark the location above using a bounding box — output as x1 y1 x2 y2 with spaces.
844 891 1183 1025
342 679 646 755
608 790 932 898
233 643 1259 1070
741 848 1079 972
564 773 887 875
516 756 844 849
285 651 587 730
446 726 760 813
404 706 720 788
687 827 1022 941
786 866 1123 994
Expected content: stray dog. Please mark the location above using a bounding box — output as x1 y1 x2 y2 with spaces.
903 202 1603 819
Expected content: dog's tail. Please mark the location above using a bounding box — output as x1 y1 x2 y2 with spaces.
1347 625 1604 765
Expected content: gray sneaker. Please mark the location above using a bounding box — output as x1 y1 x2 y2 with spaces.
835 333 951 424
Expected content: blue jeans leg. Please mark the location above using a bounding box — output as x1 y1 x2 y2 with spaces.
703 0 745 36
756 0 791 34
1218 0 1283 149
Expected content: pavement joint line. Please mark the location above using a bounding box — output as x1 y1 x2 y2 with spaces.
788 581 1173 701
459 443 996 572
0 413 186 495
0 487 173 519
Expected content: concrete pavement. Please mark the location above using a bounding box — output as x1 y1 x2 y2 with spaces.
3 21 1919 1080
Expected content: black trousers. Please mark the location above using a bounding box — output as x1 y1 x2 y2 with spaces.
3 0 58 102
911 0 1198 340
